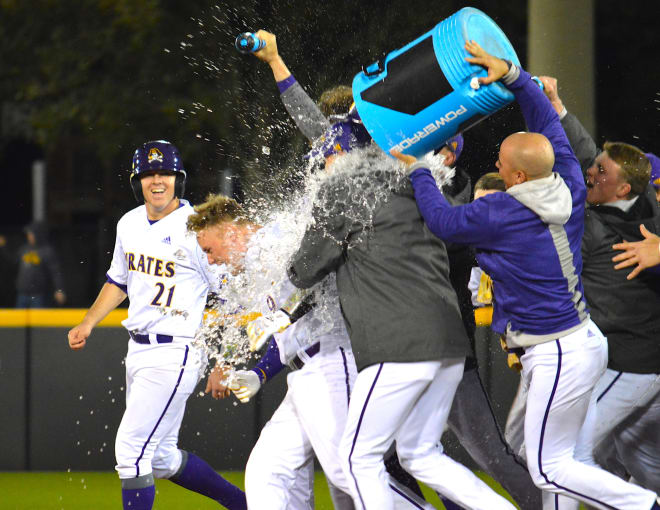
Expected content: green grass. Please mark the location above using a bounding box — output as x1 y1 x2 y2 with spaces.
2 470 587 509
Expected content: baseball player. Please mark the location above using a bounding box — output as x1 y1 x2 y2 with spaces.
67 141 246 510
398 40 660 509
189 194 435 510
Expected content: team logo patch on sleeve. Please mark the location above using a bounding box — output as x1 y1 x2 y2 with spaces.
148 148 164 164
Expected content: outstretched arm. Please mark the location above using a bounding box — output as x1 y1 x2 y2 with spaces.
467 41 581 193
288 181 352 289
393 151 501 247
252 30 291 82
491 57 582 192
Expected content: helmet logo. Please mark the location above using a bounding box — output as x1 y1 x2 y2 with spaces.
148 148 164 164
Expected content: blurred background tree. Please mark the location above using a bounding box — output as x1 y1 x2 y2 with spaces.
0 0 657 305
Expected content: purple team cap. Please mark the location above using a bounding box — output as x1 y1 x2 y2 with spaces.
646 153 660 189
307 105 371 160
445 134 464 161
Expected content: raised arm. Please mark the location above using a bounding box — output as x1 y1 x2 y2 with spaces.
253 30 330 141
538 76 599 173
502 67 583 192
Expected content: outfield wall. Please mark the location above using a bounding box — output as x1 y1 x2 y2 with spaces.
0 308 520 471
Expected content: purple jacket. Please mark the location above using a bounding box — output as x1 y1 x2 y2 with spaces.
409 67 589 348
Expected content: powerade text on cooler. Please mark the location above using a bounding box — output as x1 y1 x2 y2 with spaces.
352 7 520 157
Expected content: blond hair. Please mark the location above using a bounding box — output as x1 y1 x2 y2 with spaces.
603 141 651 197
186 194 250 233
318 85 354 117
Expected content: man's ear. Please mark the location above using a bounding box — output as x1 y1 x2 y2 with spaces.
443 151 456 167
618 181 632 199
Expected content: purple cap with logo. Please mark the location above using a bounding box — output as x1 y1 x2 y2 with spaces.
132 140 185 177
646 153 660 189
308 106 371 159
445 133 464 161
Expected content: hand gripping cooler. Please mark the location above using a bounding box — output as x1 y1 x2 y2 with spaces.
352 7 520 157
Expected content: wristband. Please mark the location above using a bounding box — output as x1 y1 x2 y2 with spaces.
253 367 268 384
501 61 520 85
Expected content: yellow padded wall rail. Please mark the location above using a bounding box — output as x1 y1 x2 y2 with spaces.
0 307 495 328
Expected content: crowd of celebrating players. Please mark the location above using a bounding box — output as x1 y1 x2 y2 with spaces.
68 30 660 510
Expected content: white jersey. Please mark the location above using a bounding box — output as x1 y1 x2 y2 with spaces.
243 221 351 363
106 200 224 338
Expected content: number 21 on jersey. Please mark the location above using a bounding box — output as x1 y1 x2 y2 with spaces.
151 283 175 307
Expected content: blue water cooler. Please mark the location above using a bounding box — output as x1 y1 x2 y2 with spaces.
352 7 520 157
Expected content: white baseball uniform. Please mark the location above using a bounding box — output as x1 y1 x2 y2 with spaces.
552 367 660 510
506 347 660 510
240 224 433 510
106 200 224 480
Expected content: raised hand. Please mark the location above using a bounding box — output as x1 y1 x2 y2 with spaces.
612 224 660 280
464 39 509 85
246 310 291 352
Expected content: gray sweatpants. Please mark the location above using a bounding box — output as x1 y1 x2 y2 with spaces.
448 366 542 510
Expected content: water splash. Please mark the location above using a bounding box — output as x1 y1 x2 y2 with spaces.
194 144 454 373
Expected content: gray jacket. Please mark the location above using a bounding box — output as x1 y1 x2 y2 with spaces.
562 111 660 373
287 150 470 371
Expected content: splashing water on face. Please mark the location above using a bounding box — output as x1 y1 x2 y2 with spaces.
193 143 455 372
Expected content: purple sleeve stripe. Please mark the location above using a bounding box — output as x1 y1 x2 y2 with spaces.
252 336 285 383
106 273 128 293
277 75 297 94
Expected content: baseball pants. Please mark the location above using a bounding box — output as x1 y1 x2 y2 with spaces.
579 369 660 489
245 348 432 510
504 375 526 458
521 321 658 509
595 387 660 493
115 341 202 480
340 359 516 510
551 369 660 509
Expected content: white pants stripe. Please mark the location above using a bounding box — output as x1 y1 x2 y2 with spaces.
115 342 202 479
133 345 189 477
522 321 658 510
245 348 434 510
340 360 516 510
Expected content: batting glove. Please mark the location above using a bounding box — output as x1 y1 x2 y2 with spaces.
246 310 291 351
230 370 261 403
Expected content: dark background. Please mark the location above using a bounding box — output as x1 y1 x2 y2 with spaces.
0 0 658 306
0 325 513 471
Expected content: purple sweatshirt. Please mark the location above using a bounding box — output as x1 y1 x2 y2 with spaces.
409 67 589 348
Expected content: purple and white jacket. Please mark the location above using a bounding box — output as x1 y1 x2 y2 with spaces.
408 67 589 348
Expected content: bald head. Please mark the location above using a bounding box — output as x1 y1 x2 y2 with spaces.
497 132 555 188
